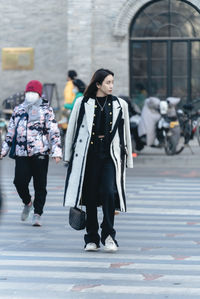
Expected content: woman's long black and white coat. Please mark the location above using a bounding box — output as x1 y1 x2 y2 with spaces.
64 96 133 212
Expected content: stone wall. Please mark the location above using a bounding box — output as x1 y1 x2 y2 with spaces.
0 0 68 104
67 0 129 97
0 0 131 105
1 0 198 106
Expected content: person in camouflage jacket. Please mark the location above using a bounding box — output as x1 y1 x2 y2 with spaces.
0 80 62 226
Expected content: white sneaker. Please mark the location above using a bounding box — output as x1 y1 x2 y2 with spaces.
104 235 118 252
32 214 42 227
85 243 99 252
21 202 33 221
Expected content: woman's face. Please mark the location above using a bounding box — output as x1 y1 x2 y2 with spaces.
97 74 114 96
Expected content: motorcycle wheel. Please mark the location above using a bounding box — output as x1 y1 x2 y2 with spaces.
196 117 200 147
175 135 185 154
164 127 184 155
0 127 7 150
0 131 2 151
164 135 177 155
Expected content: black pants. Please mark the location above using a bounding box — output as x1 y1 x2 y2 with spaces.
83 150 117 247
14 155 49 215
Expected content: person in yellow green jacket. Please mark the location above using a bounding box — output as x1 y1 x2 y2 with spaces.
64 79 86 111
63 70 77 105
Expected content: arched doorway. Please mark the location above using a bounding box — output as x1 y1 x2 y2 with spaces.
129 0 200 107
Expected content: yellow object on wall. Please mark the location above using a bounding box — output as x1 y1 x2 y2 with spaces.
2 47 34 70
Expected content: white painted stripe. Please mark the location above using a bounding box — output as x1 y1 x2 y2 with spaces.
1 222 198 230
0 253 199 261
127 207 200 215
2 271 200 289
3 208 200 216
1 207 200 217
2 259 200 272
0 231 198 239
69 285 200 295
28 238 195 246
1 283 200 296
125 200 200 206
0 282 73 292
147 187 200 190
136 190 200 194
1 251 199 261
2 267 200 280
117 220 200 225
128 194 200 198
3 200 200 208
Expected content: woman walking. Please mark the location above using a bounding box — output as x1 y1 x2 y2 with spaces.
64 69 133 252
64 78 86 111
0 80 62 226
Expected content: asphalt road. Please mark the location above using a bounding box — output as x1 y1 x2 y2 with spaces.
1 144 200 298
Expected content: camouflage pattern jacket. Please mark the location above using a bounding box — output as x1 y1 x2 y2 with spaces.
1 101 62 158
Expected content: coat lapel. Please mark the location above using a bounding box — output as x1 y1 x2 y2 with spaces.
111 98 121 130
84 98 95 133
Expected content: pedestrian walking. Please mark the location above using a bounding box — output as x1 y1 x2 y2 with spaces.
64 68 133 252
0 80 62 226
63 70 77 105
59 70 79 142
64 79 86 111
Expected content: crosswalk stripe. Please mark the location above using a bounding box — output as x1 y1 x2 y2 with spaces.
2 174 200 297
2 283 200 296
2 259 200 272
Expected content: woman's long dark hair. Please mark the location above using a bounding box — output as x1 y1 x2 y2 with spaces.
84 68 114 99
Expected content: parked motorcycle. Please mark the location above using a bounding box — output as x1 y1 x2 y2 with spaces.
176 100 200 153
131 97 183 155
0 92 25 151
0 111 7 150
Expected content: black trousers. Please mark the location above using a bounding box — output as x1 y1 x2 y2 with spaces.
83 150 117 247
13 155 49 215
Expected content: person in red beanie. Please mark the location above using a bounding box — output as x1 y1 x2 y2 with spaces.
0 80 62 226
25 80 43 96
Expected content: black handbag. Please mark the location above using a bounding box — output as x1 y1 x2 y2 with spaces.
69 206 86 230
9 113 28 159
9 133 17 159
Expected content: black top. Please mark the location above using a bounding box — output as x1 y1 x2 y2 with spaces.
89 95 113 155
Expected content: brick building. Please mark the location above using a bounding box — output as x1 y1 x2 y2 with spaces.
0 0 200 106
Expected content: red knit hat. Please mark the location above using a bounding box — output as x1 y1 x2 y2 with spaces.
25 80 43 96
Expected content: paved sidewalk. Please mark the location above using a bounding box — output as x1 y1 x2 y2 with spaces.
133 141 200 167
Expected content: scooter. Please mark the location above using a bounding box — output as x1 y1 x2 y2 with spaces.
131 97 183 155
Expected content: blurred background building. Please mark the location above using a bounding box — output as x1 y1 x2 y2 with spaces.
0 0 199 107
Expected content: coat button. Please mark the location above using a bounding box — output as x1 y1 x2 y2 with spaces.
92 132 95 135
110 112 112 115
79 139 82 142
82 125 84 128
108 103 111 106
75 153 78 157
